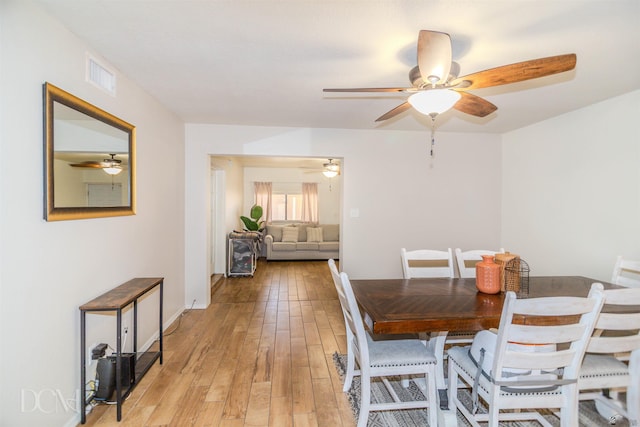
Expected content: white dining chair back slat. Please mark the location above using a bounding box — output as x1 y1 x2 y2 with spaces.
611 255 640 288
401 247 454 279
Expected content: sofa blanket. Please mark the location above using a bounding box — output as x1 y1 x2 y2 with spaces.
263 223 339 260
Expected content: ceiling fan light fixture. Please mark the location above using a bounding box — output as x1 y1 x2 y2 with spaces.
408 89 461 116
322 169 338 178
102 153 122 175
103 166 122 175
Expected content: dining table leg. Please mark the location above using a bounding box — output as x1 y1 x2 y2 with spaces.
415 331 459 426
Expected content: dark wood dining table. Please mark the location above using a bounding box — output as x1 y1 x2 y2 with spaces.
349 275 623 427
351 276 622 335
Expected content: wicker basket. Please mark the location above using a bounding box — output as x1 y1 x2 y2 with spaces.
495 252 519 292
505 258 530 294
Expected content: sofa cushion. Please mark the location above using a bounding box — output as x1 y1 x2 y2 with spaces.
296 242 319 250
318 242 339 252
266 225 283 242
323 224 339 242
272 242 297 251
307 227 323 242
282 227 298 242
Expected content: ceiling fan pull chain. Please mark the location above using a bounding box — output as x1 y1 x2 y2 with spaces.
429 114 437 157
430 127 435 157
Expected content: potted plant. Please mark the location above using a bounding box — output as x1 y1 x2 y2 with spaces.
240 204 265 232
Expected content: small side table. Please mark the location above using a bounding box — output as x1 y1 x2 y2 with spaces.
79 277 163 423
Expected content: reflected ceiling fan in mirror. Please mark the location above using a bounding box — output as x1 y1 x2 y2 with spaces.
70 153 124 175
323 30 577 156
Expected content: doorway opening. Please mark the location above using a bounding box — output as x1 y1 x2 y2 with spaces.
209 155 343 277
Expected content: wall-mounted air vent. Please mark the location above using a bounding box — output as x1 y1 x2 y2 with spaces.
86 54 116 95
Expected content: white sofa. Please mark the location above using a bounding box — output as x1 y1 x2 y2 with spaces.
263 223 339 260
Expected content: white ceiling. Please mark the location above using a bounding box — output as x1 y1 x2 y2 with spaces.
35 0 640 134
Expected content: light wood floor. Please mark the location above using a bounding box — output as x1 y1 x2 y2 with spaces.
82 259 355 427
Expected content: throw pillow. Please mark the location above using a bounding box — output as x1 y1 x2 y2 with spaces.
306 227 323 242
266 225 283 242
281 227 298 243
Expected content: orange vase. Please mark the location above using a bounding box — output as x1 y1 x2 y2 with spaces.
476 255 501 294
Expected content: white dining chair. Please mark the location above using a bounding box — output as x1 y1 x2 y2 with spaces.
611 255 640 288
330 259 422 391
328 259 360 393
400 247 454 279
337 270 438 427
400 247 467 391
454 248 505 279
578 286 640 424
447 283 605 427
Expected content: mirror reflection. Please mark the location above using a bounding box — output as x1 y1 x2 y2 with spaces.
44 83 136 220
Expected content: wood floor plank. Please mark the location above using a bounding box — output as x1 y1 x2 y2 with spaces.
222 361 254 420
244 382 271 426
307 344 330 380
312 378 343 427
145 403 179 426
193 401 225 427
171 385 209 425
293 412 319 427
253 345 272 383
206 358 238 402
194 348 225 387
318 326 340 356
81 260 354 427
269 396 293 427
270 331 292 399
290 337 310 368
303 322 321 346
291 366 314 415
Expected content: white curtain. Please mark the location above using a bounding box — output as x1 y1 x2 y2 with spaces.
301 182 318 223
254 182 272 223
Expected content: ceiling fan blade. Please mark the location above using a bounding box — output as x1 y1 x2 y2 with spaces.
375 102 412 122
417 30 452 85
452 92 497 117
69 161 105 168
451 54 577 90
323 87 409 93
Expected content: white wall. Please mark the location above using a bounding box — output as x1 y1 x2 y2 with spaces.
185 124 503 304
0 2 185 426
502 90 640 282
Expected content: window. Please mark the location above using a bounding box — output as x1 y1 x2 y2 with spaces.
272 193 302 221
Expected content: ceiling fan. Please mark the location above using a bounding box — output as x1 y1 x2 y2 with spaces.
323 30 577 122
303 159 341 177
69 153 124 175
322 159 340 178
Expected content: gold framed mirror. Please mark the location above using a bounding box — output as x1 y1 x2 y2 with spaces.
43 82 136 221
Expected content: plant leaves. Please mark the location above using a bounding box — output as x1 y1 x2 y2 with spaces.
250 204 263 221
240 216 259 231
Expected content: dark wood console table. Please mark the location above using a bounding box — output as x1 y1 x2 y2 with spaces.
80 277 164 423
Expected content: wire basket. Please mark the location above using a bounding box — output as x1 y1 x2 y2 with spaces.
504 258 530 294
